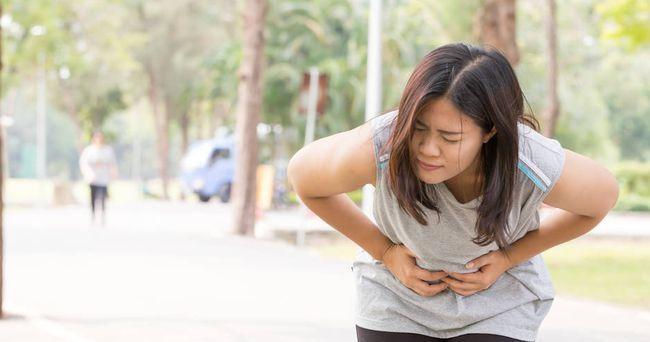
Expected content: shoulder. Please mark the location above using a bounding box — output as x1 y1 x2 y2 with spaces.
288 118 377 197
372 110 397 132
370 110 398 175
516 122 566 198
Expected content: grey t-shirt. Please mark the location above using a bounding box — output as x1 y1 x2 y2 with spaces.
352 110 565 341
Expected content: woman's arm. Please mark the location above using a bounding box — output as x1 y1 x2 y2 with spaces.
503 149 619 266
78 148 94 181
287 121 393 261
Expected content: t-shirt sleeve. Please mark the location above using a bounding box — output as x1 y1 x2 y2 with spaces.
370 110 397 184
517 123 566 203
512 123 566 235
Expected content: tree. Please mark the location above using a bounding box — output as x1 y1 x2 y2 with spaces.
232 0 267 236
474 0 519 66
542 0 559 137
132 1 175 199
129 0 233 198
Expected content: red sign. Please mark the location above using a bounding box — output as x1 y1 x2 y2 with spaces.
298 72 329 117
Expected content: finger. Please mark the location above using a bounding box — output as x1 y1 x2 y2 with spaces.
410 279 448 297
440 276 481 292
447 271 482 284
465 251 494 269
413 268 448 283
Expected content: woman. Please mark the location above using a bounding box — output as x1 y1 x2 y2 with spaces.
288 43 619 341
79 131 118 227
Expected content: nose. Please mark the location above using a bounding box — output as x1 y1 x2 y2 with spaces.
419 135 441 158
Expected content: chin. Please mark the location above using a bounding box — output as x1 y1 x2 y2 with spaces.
416 172 443 185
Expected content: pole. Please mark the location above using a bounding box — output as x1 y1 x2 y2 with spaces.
132 110 143 197
36 53 47 203
304 67 319 146
298 67 321 247
362 0 382 217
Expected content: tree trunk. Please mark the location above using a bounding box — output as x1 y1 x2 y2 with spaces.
232 0 267 236
147 68 170 199
212 100 229 138
0 2 4 318
474 0 520 66
58 81 85 153
542 0 559 137
180 109 189 154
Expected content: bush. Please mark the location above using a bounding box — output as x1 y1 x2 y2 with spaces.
614 162 650 197
613 162 650 212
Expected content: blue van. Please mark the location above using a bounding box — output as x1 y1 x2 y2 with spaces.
180 137 235 202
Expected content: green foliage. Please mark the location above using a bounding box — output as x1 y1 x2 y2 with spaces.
80 88 127 134
595 52 650 162
614 162 650 196
3 0 649 181
596 0 650 50
613 162 650 211
3 0 139 140
553 79 618 162
517 0 649 164
614 195 650 212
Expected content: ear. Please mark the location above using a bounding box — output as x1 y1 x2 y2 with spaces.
483 127 497 143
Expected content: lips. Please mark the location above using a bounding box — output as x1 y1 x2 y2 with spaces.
417 159 442 171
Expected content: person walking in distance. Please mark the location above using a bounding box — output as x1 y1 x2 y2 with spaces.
79 131 118 226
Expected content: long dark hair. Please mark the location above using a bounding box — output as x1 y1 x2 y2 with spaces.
384 43 539 249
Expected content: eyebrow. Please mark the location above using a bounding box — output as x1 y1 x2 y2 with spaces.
415 119 462 134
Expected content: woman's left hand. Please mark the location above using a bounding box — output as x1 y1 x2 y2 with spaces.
440 249 514 297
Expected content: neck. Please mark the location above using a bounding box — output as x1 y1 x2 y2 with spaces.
444 155 484 203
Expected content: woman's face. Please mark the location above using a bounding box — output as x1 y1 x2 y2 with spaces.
409 98 493 185
92 133 105 145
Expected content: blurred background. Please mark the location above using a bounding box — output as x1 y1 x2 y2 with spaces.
0 0 648 341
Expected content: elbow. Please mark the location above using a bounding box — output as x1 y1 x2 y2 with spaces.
598 172 620 217
607 177 620 212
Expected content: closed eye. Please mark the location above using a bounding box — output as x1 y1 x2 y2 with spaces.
442 137 460 143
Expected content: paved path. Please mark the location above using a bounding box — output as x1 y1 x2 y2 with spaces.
1 202 649 341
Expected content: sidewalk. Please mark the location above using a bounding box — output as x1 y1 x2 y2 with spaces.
4 232 649 341
1 202 649 341
1 203 356 341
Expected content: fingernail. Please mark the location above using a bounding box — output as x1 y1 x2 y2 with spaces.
465 263 473 269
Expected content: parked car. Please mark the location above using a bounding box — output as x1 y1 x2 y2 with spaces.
180 137 234 202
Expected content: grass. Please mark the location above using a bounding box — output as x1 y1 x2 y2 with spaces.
309 235 650 309
542 237 650 309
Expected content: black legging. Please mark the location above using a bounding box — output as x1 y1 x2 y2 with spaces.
90 184 108 217
356 325 530 342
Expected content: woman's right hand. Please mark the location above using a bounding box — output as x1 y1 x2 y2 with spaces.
381 243 449 297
